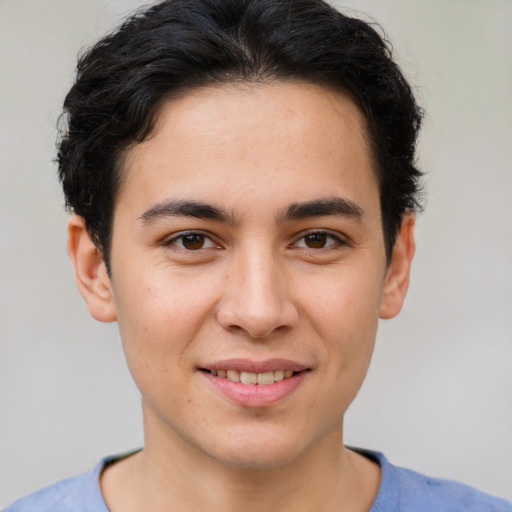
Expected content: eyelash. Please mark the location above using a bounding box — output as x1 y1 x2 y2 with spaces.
164 231 220 251
164 230 347 251
291 231 347 250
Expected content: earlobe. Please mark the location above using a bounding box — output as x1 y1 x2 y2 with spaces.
67 215 117 322
379 212 416 320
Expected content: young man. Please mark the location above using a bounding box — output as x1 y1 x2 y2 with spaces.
5 1 511 511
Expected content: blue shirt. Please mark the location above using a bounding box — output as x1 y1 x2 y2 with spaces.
4 449 511 512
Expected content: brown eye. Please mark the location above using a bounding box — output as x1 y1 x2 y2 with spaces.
167 232 218 250
181 233 205 250
292 231 343 250
304 233 328 248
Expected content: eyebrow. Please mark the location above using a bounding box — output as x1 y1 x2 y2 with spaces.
279 197 364 223
138 197 364 225
139 200 234 224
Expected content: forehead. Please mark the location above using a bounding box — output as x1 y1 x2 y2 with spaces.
117 82 379 221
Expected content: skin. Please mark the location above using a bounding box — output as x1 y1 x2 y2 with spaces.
68 82 415 512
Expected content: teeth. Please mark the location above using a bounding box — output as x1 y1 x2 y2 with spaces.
227 370 240 382
240 371 257 384
210 368 297 384
274 370 284 382
257 371 275 385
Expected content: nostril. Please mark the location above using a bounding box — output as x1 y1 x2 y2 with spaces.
216 293 299 339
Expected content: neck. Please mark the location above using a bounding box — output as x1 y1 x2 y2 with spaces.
101 409 380 512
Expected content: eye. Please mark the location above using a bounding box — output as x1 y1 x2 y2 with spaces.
292 231 343 249
166 232 219 250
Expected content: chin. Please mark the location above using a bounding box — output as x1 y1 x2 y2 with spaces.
213 446 299 471
201 426 317 471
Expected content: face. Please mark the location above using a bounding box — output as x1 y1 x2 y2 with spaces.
70 82 414 469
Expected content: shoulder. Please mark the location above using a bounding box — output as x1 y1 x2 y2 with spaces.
2 458 109 512
395 465 512 512
359 449 512 512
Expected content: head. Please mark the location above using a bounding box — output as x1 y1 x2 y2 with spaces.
58 0 423 274
63 0 421 470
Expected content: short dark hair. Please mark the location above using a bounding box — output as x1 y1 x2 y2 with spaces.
58 0 423 272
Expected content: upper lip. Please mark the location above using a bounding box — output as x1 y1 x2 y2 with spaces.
199 358 310 374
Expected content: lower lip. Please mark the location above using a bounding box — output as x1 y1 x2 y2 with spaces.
202 371 308 407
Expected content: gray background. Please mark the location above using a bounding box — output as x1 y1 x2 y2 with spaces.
1 0 511 506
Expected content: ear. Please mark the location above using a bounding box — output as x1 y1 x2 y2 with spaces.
67 214 117 322
379 212 416 319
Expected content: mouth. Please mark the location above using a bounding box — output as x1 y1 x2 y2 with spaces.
200 368 300 385
199 360 310 407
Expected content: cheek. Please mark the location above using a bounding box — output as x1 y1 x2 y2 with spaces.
111 268 220 380
302 265 384 336
299 265 382 389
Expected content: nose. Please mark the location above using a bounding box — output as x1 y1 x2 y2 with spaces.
216 247 299 339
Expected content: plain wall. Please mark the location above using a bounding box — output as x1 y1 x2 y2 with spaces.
1 0 511 505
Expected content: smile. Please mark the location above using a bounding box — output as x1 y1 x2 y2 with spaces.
200 361 309 407
205 369 295 385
